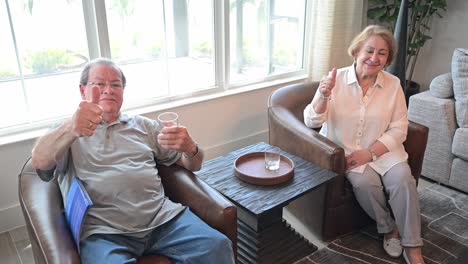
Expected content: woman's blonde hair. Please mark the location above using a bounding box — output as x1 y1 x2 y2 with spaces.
347 25 397 67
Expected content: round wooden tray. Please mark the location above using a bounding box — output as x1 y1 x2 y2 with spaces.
233 152 295 186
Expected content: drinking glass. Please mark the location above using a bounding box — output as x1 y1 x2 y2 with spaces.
265 147 281 170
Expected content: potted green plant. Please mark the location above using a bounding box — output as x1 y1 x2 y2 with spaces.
367 0 447 88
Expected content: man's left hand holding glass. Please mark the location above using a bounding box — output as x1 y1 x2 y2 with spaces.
157 126 203 171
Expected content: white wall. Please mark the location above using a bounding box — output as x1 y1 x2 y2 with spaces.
412 0 468 91
0 139 36 232
0 80 300 233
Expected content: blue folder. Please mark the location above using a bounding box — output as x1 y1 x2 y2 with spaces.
65 177 93 250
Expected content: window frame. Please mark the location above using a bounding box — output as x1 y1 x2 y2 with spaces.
0 0 311 142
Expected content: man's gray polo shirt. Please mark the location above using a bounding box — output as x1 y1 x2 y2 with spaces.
55 114 184 240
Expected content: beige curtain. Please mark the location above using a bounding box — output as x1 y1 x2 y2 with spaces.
307 0 365 81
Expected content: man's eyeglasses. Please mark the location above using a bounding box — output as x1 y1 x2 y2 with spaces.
86 82 124 90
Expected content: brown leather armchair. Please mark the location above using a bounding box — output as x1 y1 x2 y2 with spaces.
19 158 237 264
268 82 428 241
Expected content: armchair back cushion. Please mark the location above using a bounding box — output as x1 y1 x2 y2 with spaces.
429 72 453 99
452 48 468 127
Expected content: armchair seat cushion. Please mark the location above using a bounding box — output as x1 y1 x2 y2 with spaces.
137 255 171 264
452 128 468 160
449 158 468 192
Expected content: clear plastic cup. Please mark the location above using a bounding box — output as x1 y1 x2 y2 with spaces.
157 112 179 127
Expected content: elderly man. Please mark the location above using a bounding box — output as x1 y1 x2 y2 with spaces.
31 58 234 264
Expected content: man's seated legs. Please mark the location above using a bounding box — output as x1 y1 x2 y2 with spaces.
80 208 234 264
80 233 143 263
146 208 234 264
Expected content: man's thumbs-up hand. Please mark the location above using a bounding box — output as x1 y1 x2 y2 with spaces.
90 85 101 105
71 85 103 137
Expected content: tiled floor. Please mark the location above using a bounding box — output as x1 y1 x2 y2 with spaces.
0 226 34 264
0 178 433 263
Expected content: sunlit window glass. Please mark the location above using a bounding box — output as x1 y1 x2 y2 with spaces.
271 0 305 74
105 0 215 108
168 0 214 95
0 1 26 128
105 0 166 107
2 0 88 128
229 0 305 83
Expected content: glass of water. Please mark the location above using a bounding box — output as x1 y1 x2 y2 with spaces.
157 112 179 127
265 147 281 170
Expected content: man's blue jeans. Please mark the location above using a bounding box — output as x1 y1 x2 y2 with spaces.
80 208 235 264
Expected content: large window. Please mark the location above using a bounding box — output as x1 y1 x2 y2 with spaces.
0 0 309 135
230 0 306 83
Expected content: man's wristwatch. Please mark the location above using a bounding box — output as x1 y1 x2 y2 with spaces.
183 144 199 159
369 149 377 162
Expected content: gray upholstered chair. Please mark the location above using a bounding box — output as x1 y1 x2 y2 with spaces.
408 48 468 193
19 158 237 264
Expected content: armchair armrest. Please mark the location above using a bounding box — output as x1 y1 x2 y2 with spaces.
267 83 352 239
18 158 79 264
268 107 345 172
268 105 350 207
268 82 346 173
158 165 237 259
408 91 456 184
404 121 429 183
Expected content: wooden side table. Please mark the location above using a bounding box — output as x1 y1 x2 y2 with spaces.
196 142 338 264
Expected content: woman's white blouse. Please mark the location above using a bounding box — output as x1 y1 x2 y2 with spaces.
304 65 409 175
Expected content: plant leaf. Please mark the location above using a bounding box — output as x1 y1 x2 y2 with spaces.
367 8 387 20
368 0 388 5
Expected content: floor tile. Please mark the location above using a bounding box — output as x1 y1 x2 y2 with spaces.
9 226 29 243
15 239 34 264
0 232 21 264
418 177 434 191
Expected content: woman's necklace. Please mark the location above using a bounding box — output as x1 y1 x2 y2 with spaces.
359 75 376 96
355 67 378 95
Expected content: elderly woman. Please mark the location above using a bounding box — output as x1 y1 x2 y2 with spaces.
303 25 424 264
